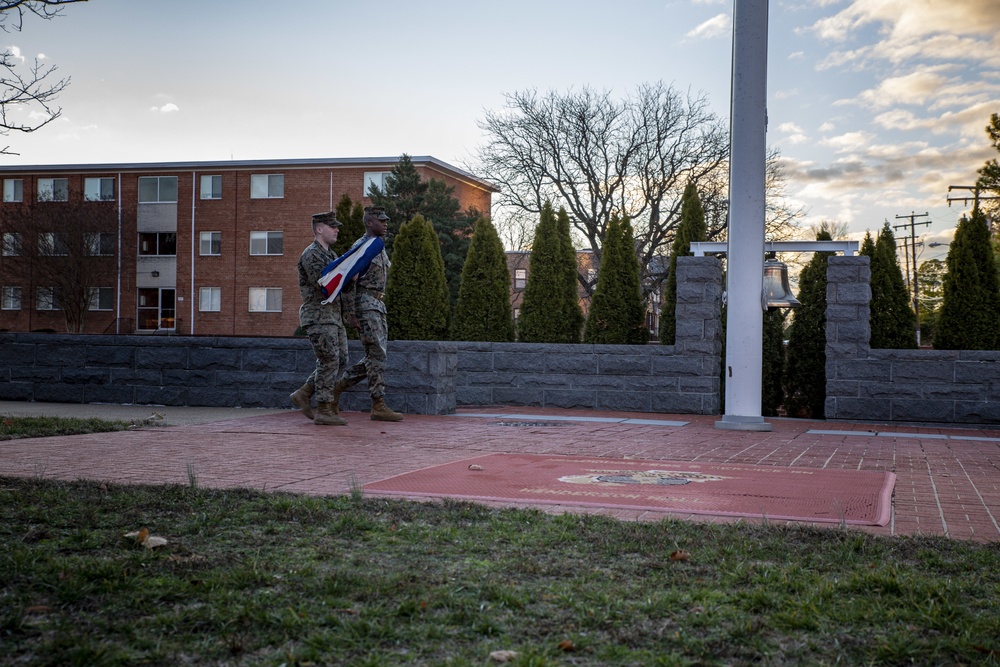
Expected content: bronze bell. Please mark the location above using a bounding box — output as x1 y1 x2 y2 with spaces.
762 257 801 309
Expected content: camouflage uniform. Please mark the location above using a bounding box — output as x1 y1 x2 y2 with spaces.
341 233 391 399
297 239 347 403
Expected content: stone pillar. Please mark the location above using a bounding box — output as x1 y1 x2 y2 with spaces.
825 255 871 419
674 256 724 413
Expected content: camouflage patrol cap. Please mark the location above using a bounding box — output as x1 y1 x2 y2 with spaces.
311 211 341 227
363 206 390 222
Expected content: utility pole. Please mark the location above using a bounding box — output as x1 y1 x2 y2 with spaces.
893 212 930 346
948 184 1000 234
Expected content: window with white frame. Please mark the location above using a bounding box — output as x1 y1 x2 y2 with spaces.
138 176 178 203
84 177 115 201
514 268 527 290
37 178 69 202
138 232 177 256
364 171 390 197
249 231 283 255
3 178 23 202
36 286 62 311
38 232 69 256
2 232 21 256
199 231 221 256
200 175 222 200
248 287 281 312
199 287 221 312
85 232 115 256
88 287 114 311
250 174 283 199
2 286 21 310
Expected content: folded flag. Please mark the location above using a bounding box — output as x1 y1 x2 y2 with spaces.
318 236 384 304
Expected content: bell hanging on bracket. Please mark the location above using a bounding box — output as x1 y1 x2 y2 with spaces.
761 255 801 310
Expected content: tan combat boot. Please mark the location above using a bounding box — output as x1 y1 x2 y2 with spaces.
371 397 404 422
289 383 315 420
331 379 348 416
314 402 348 426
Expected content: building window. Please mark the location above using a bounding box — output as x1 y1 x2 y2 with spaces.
38 233 69 256
84 177 115 201
200 175 222 200
199 231 221 256
85 232 115 256
249 231 283 256
138 176 178 203
2 232 21 256
37 178 69 202
3 178 23 202
139 232 177 256
514 268 527 290
249 287 282 312
2 286 21 310
250 174 283 199
137 288 176 330
88 287 114 311
36 286 62 311
199 287 221 312
364 171 390 197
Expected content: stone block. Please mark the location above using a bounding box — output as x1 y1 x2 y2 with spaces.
922 383 986 401
678 376 718 394
860 382 921 399
10 367 61 383
891 361 954 383
162 369 215 387
85 385 136 405
890 399 954 422
826 379 859 397
84 346 134 368
135 385 187 406
545 389 598 409
598 391 651 412
651 355 704 376
954 361 1000 383
650 392 704 414
61 368 112 385
0 381 32 400
188 347 242 371
457 386 493 406
0 343 35 367
241 348 296 372
457 350 495 372
493 387 543 406
829 397 890 421
33 383 85 403
494 352 545 372
953 401 1000 424
546 353 597 375
33 344 87 369
136 347 189 370
186 387 242 407
110 369 162 385
597 354 651 375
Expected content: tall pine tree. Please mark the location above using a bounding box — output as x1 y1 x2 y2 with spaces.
869 222 917 349
556 206 585 341
935 210 1000 350
660 182 707 344
519 203 582 343
784 228 834 418
584 215 649 345
451 217 515 342
385 214 450 340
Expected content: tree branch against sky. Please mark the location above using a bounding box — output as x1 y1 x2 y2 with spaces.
0 0 85 155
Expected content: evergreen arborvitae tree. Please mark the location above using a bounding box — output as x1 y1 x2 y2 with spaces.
385 214 450 340
935 210 1000 350
584 215 649 345
519 203 582 343
784 228 834 418
859 230 875 259
761 308 786 417
869 222 917 349
556 207 585 341
660 182 707 344
332 193 365 257
451 217 515 342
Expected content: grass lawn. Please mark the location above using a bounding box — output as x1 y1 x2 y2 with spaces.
1 416 999 666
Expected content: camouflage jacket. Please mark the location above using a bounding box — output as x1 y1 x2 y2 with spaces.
343 234 390 317
297 241 344 327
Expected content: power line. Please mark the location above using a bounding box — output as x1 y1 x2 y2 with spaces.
893 212 930 346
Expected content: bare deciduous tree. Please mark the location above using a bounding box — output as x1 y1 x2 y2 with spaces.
0 0 86 155
474 82 804 295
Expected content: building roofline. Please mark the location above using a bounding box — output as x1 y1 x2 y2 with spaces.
0 155 499 192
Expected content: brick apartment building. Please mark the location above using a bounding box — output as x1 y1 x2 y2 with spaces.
0 157 494 337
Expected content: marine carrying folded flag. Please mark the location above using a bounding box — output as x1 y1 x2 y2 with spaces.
318 236 384 304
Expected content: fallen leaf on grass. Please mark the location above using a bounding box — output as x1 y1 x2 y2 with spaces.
469 464 484 471
557 639 576 652
24 605 53 614
669 550 690 561
489 650 518 662
124 528 168 550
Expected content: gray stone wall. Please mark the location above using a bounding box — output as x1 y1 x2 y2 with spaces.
0 257 725 417
825 255 1000 424
0 335 457 415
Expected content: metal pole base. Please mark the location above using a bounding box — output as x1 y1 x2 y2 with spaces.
714 415 773 432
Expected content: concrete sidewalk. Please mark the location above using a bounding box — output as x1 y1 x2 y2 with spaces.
2 401 999 542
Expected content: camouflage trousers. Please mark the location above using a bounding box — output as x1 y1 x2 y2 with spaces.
341 309 388 400
304 322 348 403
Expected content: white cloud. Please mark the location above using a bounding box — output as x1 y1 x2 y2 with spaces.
819 122 836 132
150 103 180 113
822 131 875 153
685 13 731 39
8 45 24 63
856 68 951 109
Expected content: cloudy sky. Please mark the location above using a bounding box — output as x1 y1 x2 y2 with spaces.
2 0 998 261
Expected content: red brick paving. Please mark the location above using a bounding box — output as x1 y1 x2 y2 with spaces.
2 406 998 542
